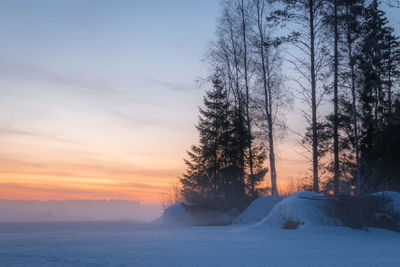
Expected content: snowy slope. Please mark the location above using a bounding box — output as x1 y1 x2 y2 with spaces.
258 192 339 229
233 195 285 224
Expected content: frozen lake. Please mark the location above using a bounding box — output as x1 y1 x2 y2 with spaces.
1 221 400 266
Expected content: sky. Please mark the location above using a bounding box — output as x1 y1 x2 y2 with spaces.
0 0 222 204
0 0 398 204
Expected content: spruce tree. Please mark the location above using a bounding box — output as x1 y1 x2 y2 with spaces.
357 0 400 191
180 75 242 210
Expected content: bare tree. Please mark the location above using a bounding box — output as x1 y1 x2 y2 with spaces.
251 0 280 195
161 180 182 212
206 0 287 198
331 0 340 195
236 0 257 195
272 0 328 192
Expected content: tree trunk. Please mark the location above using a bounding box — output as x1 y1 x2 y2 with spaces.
227 12 247 201
255 0 278 196
240 0 255 196
333 0 340 195
309 0 319 192
388 45 392 118
267 116 278 195
345 3 361 195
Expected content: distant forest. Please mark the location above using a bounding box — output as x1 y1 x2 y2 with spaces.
178 0 400 213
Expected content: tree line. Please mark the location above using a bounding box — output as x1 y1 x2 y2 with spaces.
179 0 400 213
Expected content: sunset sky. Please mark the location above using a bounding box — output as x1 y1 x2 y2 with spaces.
1 1 398 204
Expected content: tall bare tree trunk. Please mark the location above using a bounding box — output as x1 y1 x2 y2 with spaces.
333 0 340 195
388 45 393 117
240 0 255 195
225 10 247 201
345 3 361 195
254 0 278 196
267 107 278 195
309 0 319 192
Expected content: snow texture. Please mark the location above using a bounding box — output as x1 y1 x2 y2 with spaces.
1 192 400 266
0 221 399 266
257 192 339 229
233 195 285 224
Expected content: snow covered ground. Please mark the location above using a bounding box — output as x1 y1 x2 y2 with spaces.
1 192 399 266
1 221 400 267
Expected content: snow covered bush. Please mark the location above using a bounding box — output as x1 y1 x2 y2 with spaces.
327 193 400 232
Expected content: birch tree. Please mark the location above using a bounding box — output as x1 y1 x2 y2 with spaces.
251 0 280 195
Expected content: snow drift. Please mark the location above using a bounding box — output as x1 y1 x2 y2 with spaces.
233 196 285 224
257 192 339 229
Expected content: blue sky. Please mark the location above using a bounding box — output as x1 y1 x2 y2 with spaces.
0 0 220 80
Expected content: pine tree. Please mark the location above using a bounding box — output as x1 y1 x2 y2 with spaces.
181 75 263 211
181 72 268 211
319 0 365 195
181 76 232 208
357 0 400 191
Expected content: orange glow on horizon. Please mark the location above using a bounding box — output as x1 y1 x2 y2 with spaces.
0 138 309 204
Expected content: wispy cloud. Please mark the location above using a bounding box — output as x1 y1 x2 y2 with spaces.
0 182 98 195
145 77 195 92
0 58 198 95
0 127 78 144
0 58 117 95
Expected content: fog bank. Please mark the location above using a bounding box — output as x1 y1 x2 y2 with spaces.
0 200 162 222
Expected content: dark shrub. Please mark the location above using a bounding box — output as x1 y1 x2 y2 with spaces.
282 219 304 230
327 194 400 232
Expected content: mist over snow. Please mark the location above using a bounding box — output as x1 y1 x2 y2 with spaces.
0 193 399 266
0 199 162 222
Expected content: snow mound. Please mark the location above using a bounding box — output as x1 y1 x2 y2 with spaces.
372 191 400 214
152 202 195 225
257 192 339 229
233 196 285 224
